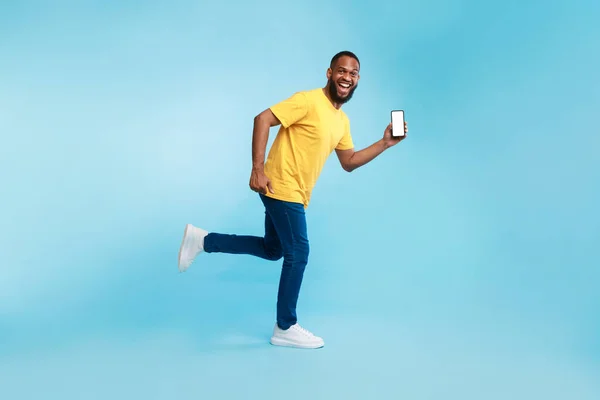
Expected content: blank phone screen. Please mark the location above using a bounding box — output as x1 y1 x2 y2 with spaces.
391 110 404 137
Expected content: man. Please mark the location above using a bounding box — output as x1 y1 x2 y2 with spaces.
177 51 408 349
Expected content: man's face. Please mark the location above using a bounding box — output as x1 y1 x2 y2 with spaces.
327 56 360 104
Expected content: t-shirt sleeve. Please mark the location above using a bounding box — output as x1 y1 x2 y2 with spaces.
335 116 354 150
269 92 308 128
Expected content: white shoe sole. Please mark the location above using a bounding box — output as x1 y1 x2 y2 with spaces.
269 336 324 349
178 224 195 272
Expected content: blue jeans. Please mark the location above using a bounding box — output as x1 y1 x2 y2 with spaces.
203 194 309 330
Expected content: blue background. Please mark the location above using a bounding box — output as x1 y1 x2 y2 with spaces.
1 0 599 398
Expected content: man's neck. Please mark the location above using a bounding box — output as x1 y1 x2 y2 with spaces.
322 87 343 110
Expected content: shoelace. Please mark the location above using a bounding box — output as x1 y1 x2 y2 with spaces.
293 324 314 337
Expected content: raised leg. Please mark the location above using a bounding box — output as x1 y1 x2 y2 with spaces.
203 208 283 261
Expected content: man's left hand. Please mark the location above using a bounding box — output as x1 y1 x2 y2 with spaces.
383 120 408 148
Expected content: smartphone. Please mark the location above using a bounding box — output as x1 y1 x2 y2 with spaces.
391 110 405 138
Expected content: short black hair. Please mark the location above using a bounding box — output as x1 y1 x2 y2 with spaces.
330 51 360 69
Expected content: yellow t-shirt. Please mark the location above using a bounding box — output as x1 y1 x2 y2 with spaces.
263 88 354 207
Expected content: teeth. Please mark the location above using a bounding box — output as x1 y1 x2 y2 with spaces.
339 82 350 88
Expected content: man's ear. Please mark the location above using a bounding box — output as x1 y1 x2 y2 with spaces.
326 68 332 80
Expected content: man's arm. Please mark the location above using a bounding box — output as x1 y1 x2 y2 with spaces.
335 139 388 172
335 121 408 172
249 108 281 194
252 108 281 170
249 92 307 193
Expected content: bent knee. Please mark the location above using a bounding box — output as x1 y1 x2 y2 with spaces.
265 247 283 261
283 241 309 264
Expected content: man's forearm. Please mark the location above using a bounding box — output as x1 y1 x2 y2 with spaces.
252 115 271 171
348 139 388 171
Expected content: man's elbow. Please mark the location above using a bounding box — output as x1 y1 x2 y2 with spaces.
255 109 280 127
338 151 356 172
254 112 265 125
343 162 355 173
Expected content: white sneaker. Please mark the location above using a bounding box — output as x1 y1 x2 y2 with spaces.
177 224 208 272
270 323 325 349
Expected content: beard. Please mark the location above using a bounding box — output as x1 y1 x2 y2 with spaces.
327 77 357 104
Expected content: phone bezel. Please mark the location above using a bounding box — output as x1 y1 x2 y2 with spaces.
390 109 405 137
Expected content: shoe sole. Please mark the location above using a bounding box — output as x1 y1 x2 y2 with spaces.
178 224 192 272
269 336 324 349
